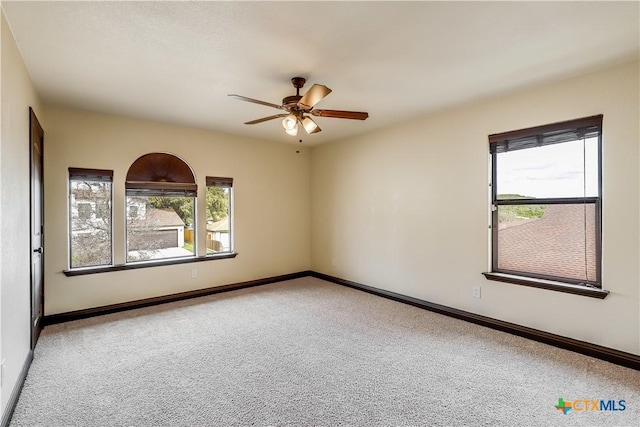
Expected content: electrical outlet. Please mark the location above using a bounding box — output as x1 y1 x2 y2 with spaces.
1 359 5 387
191 268 198 279
331 258 336 266
472 286 481 299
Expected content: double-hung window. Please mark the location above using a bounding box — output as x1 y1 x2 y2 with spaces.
69 168 113 268
487 115 603 291
205 177 233 255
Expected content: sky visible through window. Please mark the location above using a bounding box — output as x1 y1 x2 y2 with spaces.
497 138 598 198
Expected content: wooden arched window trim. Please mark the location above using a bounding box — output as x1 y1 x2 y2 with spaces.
126 153 197 196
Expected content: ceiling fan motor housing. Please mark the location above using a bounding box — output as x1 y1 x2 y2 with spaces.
282 95 303 110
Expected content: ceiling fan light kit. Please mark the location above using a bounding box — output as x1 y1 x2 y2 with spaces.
302 116 319 134
229 77 368 136
282 114 298 130
285 124 299 136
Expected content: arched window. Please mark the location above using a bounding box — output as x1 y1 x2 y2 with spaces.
125 153 196 262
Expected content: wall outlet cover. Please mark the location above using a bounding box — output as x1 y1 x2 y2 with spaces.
472 286 481 298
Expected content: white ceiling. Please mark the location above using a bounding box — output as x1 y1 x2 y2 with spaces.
3 1 638 145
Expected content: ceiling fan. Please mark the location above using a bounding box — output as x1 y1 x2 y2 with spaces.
229 77 369 136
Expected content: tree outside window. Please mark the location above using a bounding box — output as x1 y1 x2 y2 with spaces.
69 169 113 268
206 177 233 254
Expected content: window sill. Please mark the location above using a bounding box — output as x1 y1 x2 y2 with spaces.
63 253 238 276
482 272 609 299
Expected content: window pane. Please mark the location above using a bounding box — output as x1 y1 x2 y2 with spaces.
496 138 598 199
205 185 232 254
126 195 194 262
70 180 112 268
497 203 596 282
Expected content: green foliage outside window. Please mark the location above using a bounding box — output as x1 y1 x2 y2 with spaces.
497 194 547 222
206 186 229 222
146 186 229 226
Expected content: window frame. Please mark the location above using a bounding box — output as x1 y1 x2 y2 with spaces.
125 193 196 263
124 153 198 264
68 167 114 270
205 176 234 256
63 159 240 277
486 115 605 295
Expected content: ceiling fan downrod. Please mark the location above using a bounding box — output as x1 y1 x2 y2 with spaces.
291 77 306 96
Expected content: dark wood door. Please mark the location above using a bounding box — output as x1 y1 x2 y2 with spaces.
30 107 44 349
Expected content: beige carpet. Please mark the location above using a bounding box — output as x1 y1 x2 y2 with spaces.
9 277 640 426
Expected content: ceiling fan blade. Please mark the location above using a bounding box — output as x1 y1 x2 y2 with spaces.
298 84 332 109
311 109 369 120
244 114 287 125
228 94 285 110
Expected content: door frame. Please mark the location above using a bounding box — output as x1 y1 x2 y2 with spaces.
29 107 44 349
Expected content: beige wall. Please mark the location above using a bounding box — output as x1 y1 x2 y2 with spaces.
311 61 640 355
43 106 311 315
0 10 44 415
